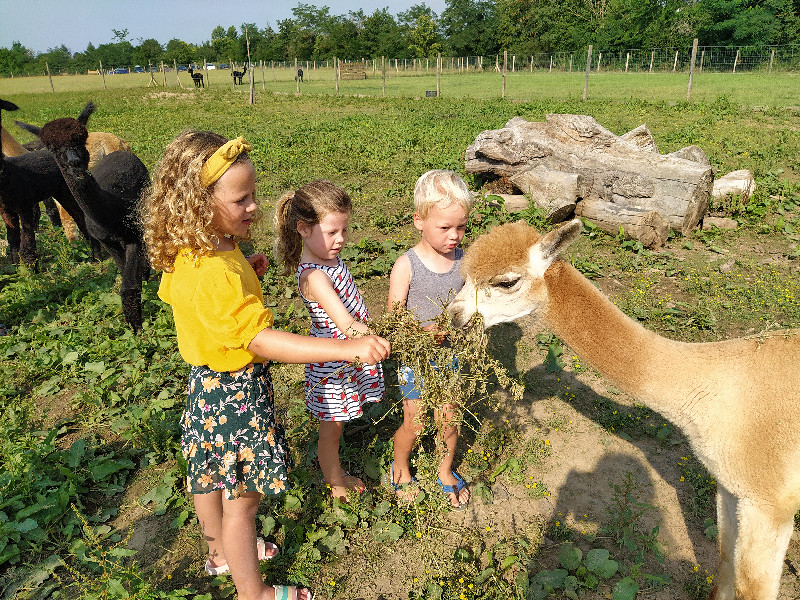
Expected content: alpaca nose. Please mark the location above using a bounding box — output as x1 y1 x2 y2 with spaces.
66 148 84 168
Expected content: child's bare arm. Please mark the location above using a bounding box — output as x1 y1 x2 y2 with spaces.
248 327 390 365
301 268 370 336
387 255 411 311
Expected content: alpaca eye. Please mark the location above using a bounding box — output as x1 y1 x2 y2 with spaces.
493 278 520 290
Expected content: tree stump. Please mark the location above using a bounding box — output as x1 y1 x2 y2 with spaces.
465 114 714 247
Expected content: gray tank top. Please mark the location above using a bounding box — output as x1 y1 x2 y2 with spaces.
404 247 464 326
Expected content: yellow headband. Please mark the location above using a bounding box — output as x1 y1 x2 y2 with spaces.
200 136 252 188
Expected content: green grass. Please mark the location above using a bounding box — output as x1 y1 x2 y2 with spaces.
1 86 799 599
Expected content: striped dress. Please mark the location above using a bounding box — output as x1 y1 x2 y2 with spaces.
297 258 384 421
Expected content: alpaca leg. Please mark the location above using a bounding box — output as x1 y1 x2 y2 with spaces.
119 244 145 332
42 198 62 227
19 204 39 268
3 210 20 263
730 498 794 600
711 486 738 600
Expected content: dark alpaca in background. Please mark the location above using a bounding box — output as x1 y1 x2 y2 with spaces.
296 68 303 82
232 64 248 85
32 115 150 332
0 99 100 267
188 67 204 88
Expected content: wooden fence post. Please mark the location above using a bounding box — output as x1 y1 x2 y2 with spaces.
502 50 507 99
46 62 54 92
687 38 698 102
769 48 775 73
625 53 630 72
673 50 679 72
733 48 740 73
99 61 107 90
174 60 184 88
583 45 592 101
335 57 339 96
382 56 386 97
596 52 602 72
261 60 266 91
161 61 166 87
700 50 705 72
569 53 573 72
436 52 441 97
649 50 654 73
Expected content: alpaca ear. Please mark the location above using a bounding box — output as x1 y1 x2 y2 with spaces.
77 102 96 125
0 100 19 112
14 120 40 138
528 218 583 276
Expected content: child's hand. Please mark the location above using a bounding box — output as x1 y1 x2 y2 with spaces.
422 323 447 345
349 335 391 364
246 253 269 277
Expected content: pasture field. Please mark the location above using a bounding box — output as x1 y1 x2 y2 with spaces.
4 68 800 107
0 83 799 600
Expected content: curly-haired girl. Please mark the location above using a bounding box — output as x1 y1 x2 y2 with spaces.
141 130 390 600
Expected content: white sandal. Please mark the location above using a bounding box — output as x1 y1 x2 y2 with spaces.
273 585 314 600
204 537 279 575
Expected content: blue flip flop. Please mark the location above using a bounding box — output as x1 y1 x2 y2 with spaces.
382 461 419 501
437 471 470 510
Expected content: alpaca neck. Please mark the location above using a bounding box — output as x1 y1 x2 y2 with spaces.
543 260 689 419
52 157 105 224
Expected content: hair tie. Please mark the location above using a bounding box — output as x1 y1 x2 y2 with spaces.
200 136 252 188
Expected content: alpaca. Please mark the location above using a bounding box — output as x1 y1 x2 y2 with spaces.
232 64 247 85
448 220 800 600
188 67 204 88
0 100 100 267
34 116 150 332
296 68 303 82
1 125 64 231
16 103 131 242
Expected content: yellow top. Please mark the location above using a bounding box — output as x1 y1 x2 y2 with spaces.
158 244 274 372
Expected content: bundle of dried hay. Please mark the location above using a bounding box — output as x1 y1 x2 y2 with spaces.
369 305 523 420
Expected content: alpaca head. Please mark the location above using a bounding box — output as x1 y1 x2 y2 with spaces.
38 117 90 174
448 219 583 328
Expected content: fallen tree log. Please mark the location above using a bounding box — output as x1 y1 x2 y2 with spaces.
465 114 714 245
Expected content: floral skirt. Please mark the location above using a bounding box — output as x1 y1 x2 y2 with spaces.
181 363 291 500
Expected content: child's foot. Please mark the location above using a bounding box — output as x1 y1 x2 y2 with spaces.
382 461 420 502
268 584 313 600
437 471 470 510
328 471 365 502
204 538 279 575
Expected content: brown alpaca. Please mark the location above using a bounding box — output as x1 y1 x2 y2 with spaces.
448 220 800 600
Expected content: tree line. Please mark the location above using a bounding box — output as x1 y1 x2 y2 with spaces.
2 0 800 76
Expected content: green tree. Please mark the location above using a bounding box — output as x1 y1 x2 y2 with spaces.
361 8 404 58
132 38 164 68
692 0 795 46
0 41 33 76
441 0 499 56
164 39 197 66
398 5 442 58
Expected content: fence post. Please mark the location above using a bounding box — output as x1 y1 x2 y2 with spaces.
437 52 441 97
687 38 698 102
596 52 602 72
549 56 553 72
733 48 740 73
700 50 705 72
335 56 339 95
583 45 592 101
673 50 679 72
769 48 775 73
569 53 573 72
625 53 630 72
382 56 386 97
99 61 107 90
502 50 507 98
261 60 266 91
161 61 167 87
649 50 654 73
46 62 54 92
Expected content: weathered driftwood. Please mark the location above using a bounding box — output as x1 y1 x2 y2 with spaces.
712 169 755 203
465 114 714 246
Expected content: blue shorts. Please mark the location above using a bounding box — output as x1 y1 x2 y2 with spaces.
398 357 459 401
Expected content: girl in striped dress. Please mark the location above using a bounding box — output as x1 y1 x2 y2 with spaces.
275 180 385 501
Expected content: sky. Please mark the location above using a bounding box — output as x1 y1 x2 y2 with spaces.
0 0 448 54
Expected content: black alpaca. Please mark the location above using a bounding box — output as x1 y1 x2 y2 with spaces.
33 116 150 332
0 99 100 267
296 68 303 82
188 67 204 88
232 64 247 85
